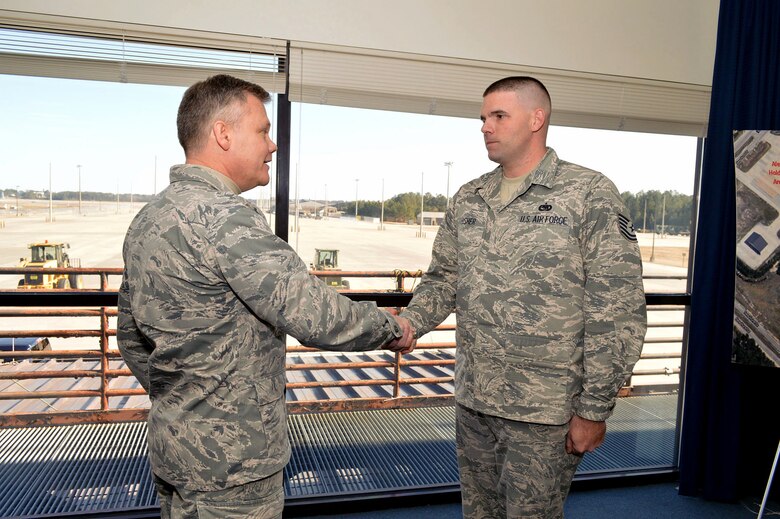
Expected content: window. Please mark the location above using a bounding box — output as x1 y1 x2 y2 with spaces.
1 25 702 480
291 100 699 475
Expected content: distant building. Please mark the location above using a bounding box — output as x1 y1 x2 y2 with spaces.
293 200 324 217
745 232 768 255
418 211 445 225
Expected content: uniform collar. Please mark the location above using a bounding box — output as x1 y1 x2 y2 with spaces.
169 164 242 194
474 148 559 210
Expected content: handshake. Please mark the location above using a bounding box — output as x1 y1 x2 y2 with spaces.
384 309 417 355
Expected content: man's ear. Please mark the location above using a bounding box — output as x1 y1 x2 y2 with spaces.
530 108 546 133
213 120 231 151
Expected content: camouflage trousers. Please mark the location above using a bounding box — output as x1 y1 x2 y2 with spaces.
153 470 284 519
456 404 581 519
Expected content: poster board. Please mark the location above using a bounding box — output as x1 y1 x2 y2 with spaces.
732 130 780 367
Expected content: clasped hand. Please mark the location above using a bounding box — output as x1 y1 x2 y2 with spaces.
383 309 417 354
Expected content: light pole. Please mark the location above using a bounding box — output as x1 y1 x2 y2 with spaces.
444 161 453 207
15 185 19 217
324 184 328 220
660 194 666 238
380 178 385 231
294 163 300 252
77 164 82 215
650 213 657 262
48 163 53 223
354 179 359 218
418 171 425 238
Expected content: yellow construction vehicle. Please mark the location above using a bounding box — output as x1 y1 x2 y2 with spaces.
17 241 82 289
310 248 350 289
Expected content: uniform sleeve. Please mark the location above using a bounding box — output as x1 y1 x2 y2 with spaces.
212 205 402 351
116 271 154 392
400 200 458 336
574 176 647 422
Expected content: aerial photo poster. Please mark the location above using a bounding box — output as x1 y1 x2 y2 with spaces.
732 130 780 368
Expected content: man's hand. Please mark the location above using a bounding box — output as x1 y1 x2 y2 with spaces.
566 415 606 455
384 311 416 354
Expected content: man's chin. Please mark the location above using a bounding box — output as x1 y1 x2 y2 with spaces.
257 169 271 187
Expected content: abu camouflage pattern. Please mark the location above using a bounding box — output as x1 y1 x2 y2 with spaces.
118 164 401 492
155 471 284 519
456 404 580 518
402 148 646 425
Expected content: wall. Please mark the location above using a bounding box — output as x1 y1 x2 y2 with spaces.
0 0 719 86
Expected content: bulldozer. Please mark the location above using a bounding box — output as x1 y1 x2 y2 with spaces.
17 241 83 289
310 248 350 289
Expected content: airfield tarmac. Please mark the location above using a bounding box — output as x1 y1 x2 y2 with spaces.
0 199 689 367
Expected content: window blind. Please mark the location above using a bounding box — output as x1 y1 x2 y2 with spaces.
0 26 286 92
288 44 710 137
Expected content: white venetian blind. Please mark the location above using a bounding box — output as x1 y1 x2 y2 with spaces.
0 25 287 93
288 43 710 137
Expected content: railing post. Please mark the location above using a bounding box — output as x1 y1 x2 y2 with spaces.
393 351 401 398
395 270 404 292
100 307 109 410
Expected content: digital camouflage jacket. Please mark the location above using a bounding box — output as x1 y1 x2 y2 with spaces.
118 164 401 491
402 149 646 425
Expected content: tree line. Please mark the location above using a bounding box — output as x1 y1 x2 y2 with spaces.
333 192 449 223
2 189 154 203
332 189 693 233
621 190 693 234
6 187 693 234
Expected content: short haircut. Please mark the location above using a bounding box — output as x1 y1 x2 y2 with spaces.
483 76 552 114
177 74 271 153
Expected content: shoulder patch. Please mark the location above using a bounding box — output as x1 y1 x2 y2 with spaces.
618 214 637 242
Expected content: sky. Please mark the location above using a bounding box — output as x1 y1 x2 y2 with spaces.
0 74 699 201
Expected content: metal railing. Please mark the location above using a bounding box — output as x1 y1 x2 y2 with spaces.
0 266 688 427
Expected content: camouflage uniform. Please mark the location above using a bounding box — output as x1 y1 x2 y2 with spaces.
117 164 402 509
401 148 646 517
154 471 283 519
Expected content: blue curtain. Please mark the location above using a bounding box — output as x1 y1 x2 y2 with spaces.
678 0 780 500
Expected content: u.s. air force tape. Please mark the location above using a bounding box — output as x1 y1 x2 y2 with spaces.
618 214 637 242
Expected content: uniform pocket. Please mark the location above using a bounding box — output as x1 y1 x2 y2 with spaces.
471 327 509 405
172 374 286 478
505 334 571 367
252 372 289 464
503 335 572 412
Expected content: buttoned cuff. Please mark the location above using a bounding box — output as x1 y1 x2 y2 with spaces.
382 310 403 339
573 394 616 422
